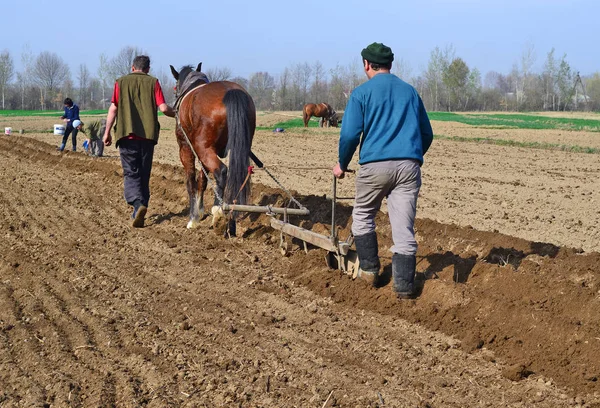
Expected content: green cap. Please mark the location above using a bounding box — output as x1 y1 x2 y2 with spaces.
361 42 394 65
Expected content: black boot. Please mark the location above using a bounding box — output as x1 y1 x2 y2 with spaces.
392 253 416 299
354 232 380 286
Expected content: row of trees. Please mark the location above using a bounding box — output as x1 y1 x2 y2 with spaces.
0 45 598 112
416 44 595 112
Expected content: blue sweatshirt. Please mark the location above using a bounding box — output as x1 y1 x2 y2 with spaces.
63 104 80 123
338 73 433 170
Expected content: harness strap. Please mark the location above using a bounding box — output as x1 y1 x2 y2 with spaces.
174 82 209 111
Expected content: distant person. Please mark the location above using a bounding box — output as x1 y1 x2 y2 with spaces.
103 55 175 228
73 119 106 157
332 42 433 299
58 97 80 152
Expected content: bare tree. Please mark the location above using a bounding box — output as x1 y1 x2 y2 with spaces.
89 78 102 109
519 43 536 109
247 72 275 110
542 48 558 110
32 51 70 110
19 45 34 109
585 73 600 111
310 61 326 103
392 57 413 84
206 66 232 82
154 69 175 105
327 62 364 111
294 62 312 106
57 77 74 108
109 46 145 81
97 53 110 108
230 76 249 90
77 64 90 109
465 68 482 110
274 68 292 110
0 50 14 109
346 57 365 91
424 44 454 111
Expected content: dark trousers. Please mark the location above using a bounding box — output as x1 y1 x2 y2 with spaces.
118 138 155 207
61 124 78 150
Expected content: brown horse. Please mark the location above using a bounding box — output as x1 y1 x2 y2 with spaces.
170 63 256 236
302 102 338 128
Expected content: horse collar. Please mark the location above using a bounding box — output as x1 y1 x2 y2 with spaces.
174 82 209 111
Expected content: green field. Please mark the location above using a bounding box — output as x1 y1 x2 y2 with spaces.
256 112 600 132
256 117 320 130
427 112 600 132
0 109 181 117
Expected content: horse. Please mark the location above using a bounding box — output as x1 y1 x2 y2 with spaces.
170 63 256 236
302 102 338 128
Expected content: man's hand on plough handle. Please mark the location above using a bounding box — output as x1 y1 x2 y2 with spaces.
332 162 355 179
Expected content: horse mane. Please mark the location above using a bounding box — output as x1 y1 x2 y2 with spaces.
178 65 195 88
175 65 210 106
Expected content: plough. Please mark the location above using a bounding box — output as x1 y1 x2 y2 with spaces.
269 176 359 277
221 160 359 277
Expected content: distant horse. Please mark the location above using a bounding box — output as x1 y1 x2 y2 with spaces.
170 63 256 236
302 103 338 128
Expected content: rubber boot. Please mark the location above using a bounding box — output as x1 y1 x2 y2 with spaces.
392 253 416 299
57 143 65 152
131 200 147 228
354 232 380 287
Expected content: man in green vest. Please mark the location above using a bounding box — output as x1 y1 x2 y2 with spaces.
103 55 175 228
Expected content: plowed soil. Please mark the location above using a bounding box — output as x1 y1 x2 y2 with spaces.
1 113 600 407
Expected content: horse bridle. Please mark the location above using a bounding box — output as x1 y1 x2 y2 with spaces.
174 71 210 110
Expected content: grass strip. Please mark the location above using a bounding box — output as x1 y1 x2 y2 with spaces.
0 109 111 117
428 112 600 132
256 117 321 130
436 134 600 154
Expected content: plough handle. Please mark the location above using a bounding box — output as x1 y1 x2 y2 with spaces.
331 176 337 241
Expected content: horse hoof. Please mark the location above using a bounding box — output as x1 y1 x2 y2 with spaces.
187 219 200 229
211 206 224 223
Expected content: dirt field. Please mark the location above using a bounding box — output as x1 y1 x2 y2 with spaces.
1 112 600 407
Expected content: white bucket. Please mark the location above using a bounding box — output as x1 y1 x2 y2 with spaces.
4 127 11 135
53 124 65 135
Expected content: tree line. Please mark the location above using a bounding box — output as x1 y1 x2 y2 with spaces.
0 44 598 113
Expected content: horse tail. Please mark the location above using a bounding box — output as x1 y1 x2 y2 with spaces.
223 89 253 206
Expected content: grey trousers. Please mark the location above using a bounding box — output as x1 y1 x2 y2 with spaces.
352 160 421 255
90 139 104 157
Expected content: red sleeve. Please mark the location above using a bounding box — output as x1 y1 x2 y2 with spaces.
155 80 166 106
111 82 119 106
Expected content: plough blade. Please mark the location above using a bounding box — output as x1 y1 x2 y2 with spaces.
326 249 359 277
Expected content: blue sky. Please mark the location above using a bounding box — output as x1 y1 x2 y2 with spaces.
3 0 598 80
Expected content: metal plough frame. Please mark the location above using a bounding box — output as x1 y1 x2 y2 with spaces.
268 176 359 277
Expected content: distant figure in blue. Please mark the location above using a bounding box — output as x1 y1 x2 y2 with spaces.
58 97 80 152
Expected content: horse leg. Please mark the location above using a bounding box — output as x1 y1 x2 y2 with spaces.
212 162 227 208
198 150 231 235
178 141 202 229
197 167 208 220
212 161 237 237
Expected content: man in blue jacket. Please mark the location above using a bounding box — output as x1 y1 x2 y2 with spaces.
333 42 433 299
58 97 80 152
